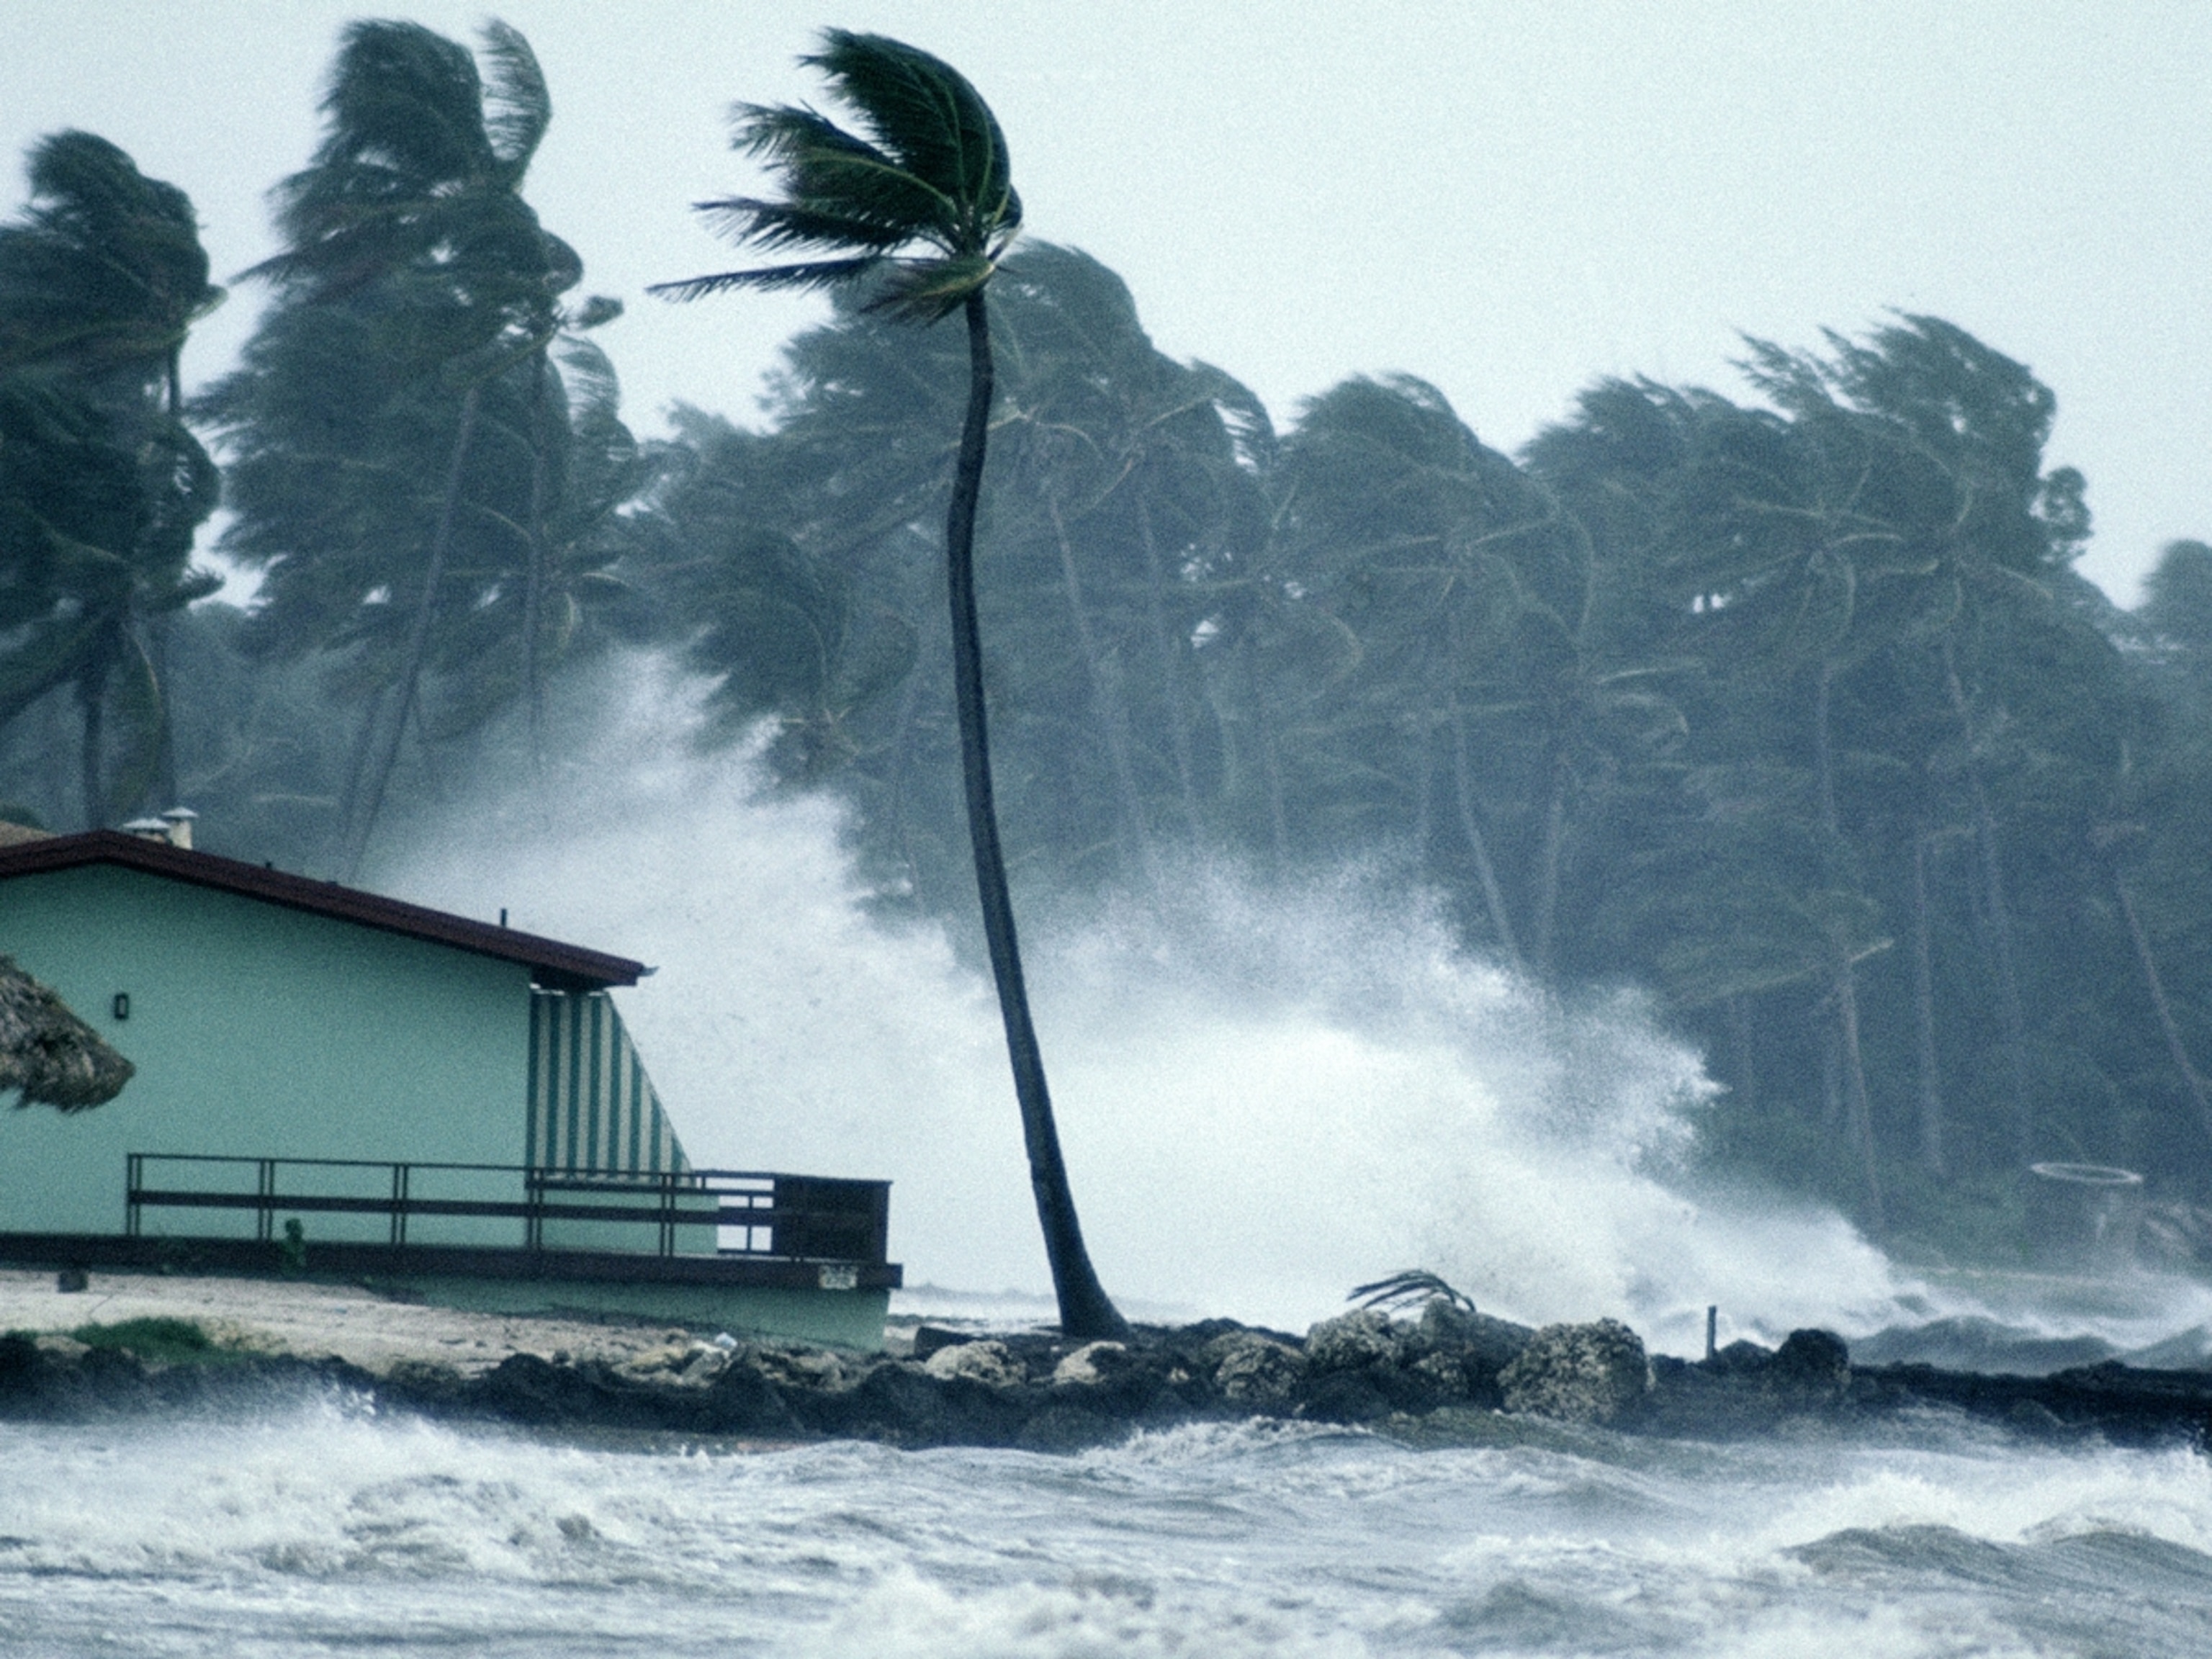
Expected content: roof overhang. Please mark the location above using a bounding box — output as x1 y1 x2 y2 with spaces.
0 832 645 991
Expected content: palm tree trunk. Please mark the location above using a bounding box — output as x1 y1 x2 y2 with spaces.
1137 503 1202 836
337 381 482 884
949 292 1125 1341
1835 956 1887 1234
1813 662 1840 840
1048 492 1157 884
1530 752 1570 978
148 615 177 809
1943 641 2032 1161
76 662 107 830
1450 711 1523 972
1910 829 1947 1178
2114 868 2212 1152
522 358 552 783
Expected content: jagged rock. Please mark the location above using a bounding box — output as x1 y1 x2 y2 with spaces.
1768 1328 1850 1401
1409 1349 1470 1395
1204 1331 1307 1406
751 1345 851 1390
1498 1318 1651 1425
923 1339 1024 1389
382 1359 465 1402
1707 1338 1773 1375
1052 1341 1130 1386
619 1344 703 1380
1416 1309 1539 1380
909 1325 976 1361
1305 1309 1407 1372
700 1362 802 1436
1298 1367 1396 1423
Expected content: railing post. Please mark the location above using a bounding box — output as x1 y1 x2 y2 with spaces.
391 1163 409 1247
256 1158 275 1244
125 1154 142 1239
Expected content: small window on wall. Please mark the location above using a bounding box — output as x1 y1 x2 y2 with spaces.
111 993 130 1021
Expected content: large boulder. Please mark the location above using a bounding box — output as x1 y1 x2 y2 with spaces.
1412 1298 1535 1388
1767 1328 1851 1402
1498 1319 1651 1425
1305 1309 1408 1372
922 1339 1025 1390
1202 1331 1307 1407
1051 1341 1130 1387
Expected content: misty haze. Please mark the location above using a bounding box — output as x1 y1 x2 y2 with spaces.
2 8 2211 1657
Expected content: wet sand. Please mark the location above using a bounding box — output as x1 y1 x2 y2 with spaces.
0 1267 704 1375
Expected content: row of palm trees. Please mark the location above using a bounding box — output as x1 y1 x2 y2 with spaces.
4 22 2209 1269
649 256 2212 1243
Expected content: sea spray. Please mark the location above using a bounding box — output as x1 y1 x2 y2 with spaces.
390 664 1976 1348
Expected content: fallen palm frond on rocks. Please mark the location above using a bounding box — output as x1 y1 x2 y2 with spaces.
1348 1269 1478 1316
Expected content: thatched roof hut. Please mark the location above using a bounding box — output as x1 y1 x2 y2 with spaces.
0 954 132 1111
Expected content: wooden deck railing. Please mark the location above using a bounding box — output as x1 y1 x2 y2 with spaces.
123 1154 890 1267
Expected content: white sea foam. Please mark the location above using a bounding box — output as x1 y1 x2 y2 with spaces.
6 1404 2211 1658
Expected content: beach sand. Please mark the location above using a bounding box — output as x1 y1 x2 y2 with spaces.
0 1267 705 1375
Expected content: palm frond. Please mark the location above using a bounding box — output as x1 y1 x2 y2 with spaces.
1349 1269 1477 1314
730 107 961 245
868 252 995 322
647 256 885 303
804 31 1017 228
695 196 914 255
478 20 552 172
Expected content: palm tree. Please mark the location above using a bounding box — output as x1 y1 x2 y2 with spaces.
207 21 617 878
0 132 222 827
655 31 1126 1339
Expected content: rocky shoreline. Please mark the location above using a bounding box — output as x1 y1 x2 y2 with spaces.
5 1297 2211 1452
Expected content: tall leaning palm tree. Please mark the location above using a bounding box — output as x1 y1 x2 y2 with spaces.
654 31 1127 1340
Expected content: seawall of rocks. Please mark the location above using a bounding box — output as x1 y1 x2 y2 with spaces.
4 1301 2209 1451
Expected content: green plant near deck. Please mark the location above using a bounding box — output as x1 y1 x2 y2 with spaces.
69 1315 232 1363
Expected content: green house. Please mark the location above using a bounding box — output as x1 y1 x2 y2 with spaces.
0 826 898 1349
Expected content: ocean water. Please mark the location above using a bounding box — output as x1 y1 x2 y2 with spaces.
3 1400 2211 1657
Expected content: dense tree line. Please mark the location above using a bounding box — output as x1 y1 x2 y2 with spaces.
2 21 2208 1251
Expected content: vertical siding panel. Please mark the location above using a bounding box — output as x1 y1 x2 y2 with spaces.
563 993 584 1172
525 994 539 1169
588 995 606 1177
627 1049 645 1173
526 990 691 1178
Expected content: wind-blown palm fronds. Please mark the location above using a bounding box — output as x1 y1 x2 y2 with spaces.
650 31 1020 322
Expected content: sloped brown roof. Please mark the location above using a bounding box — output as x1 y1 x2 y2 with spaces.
0 831 644 991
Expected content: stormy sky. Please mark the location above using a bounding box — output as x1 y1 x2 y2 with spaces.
2 0 2204 602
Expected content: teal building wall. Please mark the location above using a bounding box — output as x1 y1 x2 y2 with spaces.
0 863 530 1239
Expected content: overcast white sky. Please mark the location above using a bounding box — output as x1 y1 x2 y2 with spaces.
1 1 2205 603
